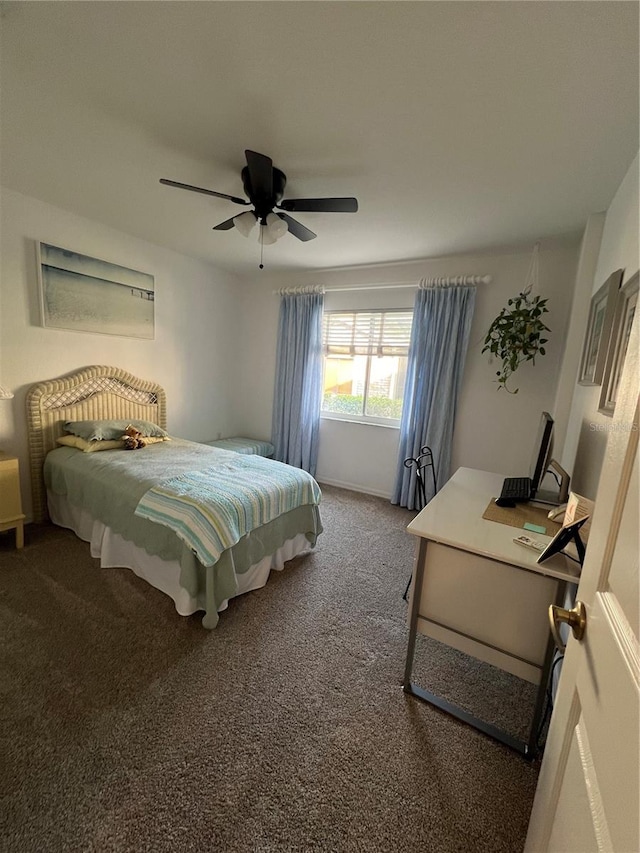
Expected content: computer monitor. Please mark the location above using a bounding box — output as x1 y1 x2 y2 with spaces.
528 411 571 505
529 412 554 494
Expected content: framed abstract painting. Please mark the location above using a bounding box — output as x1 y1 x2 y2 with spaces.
578 269 623 386
598 271 638 416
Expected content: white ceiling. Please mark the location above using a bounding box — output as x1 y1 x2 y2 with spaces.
1 1 638 276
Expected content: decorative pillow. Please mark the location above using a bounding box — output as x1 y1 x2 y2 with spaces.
63 419 168 442
57 435 124 453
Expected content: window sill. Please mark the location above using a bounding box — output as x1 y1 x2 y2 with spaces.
320 414 401 430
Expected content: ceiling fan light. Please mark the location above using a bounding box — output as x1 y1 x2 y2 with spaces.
266 212 288 240
259 224 278 245
233 211 257 237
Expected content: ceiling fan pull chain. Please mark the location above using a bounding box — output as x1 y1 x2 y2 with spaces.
259 228 265 269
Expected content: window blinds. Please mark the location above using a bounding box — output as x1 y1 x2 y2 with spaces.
323 310 413 356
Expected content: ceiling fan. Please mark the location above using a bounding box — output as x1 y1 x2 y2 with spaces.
160 149 358 250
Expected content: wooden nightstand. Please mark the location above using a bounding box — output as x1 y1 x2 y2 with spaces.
0 452 25 549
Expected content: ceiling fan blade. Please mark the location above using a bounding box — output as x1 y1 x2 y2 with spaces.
212 217 237 231
159 178 249 206
279 197 358 213
278 213 317 242
245 150 273 199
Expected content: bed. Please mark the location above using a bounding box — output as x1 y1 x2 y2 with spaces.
27 365 322 628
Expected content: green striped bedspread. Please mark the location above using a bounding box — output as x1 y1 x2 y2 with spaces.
135 454 321 566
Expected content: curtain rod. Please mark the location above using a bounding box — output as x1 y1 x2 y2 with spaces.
273 275 491 295
420 275 491 288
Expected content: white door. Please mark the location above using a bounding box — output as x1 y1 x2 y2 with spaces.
525 309 639 852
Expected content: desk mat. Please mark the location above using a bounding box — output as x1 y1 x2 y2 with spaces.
482 500 562 535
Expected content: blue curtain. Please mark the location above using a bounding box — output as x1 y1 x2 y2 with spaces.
271 291 324 476
392 284 477 509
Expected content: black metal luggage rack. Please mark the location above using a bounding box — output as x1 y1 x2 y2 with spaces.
403 445 437 511
402 446 437 601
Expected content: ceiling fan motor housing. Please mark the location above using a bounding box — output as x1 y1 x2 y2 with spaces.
241 165 286 222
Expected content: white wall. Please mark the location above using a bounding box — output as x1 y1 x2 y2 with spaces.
551 213 605 456
236 242 579 498
0 188 244 519
559 153 639 499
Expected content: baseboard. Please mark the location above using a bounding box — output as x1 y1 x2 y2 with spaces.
316 477 392 501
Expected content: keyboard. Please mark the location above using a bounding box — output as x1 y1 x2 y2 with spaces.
499 476 533 502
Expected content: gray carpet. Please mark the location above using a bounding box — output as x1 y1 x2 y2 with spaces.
0 485 540 853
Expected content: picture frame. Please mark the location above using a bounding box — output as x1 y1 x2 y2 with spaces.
598 271 639 416
537 515 589 567
36 242 155 339
578 269 623 386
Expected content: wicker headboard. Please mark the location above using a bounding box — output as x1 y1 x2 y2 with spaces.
26 365 167 522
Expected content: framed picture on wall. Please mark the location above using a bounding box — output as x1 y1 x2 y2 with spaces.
578 269 623 386
36 242 155 339
598 270 638 416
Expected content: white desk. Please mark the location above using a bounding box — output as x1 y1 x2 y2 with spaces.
403 467 581 757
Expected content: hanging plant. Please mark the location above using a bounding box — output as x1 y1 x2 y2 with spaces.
482 290 550 393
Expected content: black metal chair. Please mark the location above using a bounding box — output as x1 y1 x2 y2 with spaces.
402 446 437 601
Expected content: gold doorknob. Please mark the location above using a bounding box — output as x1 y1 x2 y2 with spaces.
548 601 587 651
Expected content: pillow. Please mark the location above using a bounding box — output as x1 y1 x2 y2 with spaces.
56 435 167 452
64 419 168 442
57 435 124 453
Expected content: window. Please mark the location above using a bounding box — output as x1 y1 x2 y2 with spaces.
321 310 413 425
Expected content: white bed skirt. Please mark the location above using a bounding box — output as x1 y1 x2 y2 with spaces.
48 491 312 617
